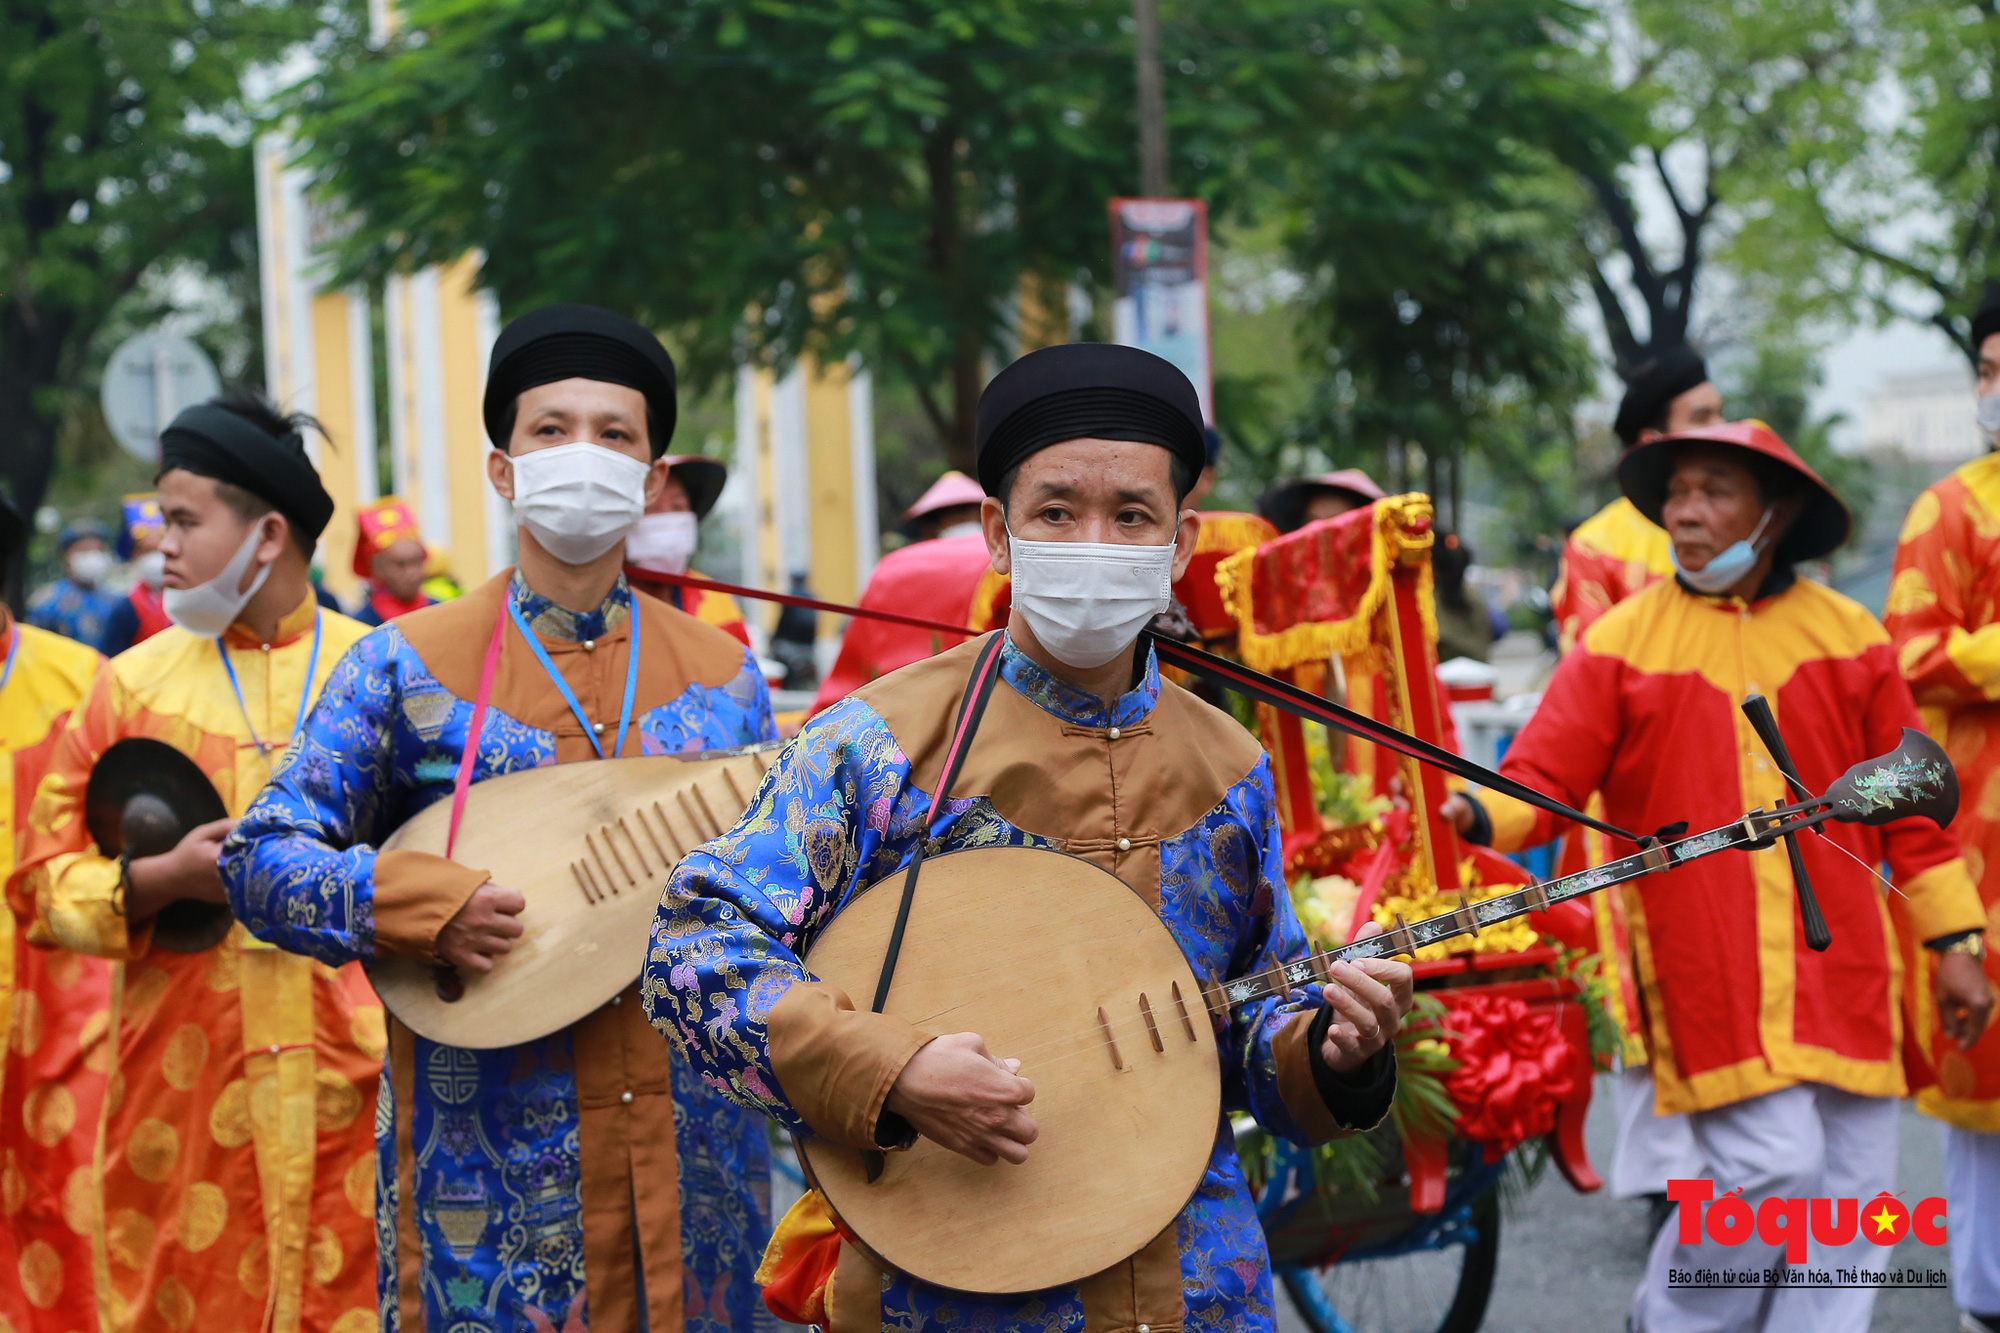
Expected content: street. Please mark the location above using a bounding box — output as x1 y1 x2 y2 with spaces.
1276 1074 1959 1332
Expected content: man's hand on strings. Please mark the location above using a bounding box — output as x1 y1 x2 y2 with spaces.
437 881 527 974
885 1031 1038 1166
124 817 238 921
1936 949 1995 1050
1318 921 1414 1073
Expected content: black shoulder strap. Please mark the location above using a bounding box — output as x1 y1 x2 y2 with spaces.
869 632 1010 1014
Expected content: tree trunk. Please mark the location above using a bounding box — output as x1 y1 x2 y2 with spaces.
0 304 70 611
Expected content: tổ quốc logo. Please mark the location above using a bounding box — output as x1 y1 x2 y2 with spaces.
1664 1180 1949 1290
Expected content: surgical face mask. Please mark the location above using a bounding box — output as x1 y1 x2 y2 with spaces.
1673 507 1774 596
937 519 983 540
1006 527 1176 670
506 442 651 566
162 522 274 637
68 548 112 588
134 550 166 590
625 510 699 575
1978 393 2000 438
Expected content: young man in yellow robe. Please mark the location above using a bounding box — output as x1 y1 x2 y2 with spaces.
0 489 111 1333
10 393 380 1333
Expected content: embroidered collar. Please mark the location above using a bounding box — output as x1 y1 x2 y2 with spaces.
999 632 1160 729
510 570 632 642
221 592 319 649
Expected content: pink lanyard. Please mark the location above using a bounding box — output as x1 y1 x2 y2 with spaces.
444 607 509 860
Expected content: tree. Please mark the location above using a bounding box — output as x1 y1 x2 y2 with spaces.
299 0 1193 471
0 0 327 594
1561 0 1866 375
1226 0 1602 537
1724 0 2000 365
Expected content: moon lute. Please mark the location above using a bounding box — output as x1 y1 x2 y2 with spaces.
368 744 776 1048
797 727 1958 1295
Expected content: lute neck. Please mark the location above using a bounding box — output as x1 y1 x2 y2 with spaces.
1209 798 1842 1013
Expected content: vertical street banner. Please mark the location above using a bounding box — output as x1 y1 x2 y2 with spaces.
1108 197 1213 424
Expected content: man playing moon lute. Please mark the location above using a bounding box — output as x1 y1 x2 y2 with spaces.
645 342 1415 1333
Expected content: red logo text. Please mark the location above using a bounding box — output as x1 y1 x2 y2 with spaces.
1665 1180 1945 1265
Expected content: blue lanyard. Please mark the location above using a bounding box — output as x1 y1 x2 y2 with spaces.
218 611 323 759
0 621 18 696
505 592 641 759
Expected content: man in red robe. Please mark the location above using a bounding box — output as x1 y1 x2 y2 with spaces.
1448 420 1991 1332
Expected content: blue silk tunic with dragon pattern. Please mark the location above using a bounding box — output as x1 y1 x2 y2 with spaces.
645 636 1389 1333
224 574 780 1333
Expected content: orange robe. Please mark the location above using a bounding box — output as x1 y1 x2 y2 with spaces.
1 619 109 1333
10 595 381 1333
1885 452 2000 1127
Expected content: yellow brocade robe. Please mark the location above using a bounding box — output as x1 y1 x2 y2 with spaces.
9 596 381 1333
1 618 109 1333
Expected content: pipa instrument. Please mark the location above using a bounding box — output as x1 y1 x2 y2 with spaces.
367 744 776 1048
798 726 1959 1294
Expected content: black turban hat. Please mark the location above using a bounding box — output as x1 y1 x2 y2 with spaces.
1972 283 2000 356
1613 345 1710 448
973 343 1206 497
158 403 335 543
483 303 678 456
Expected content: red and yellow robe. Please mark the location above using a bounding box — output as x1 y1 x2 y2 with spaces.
1482 575 1983 1115
10 595 381 1333
1551 497 1674 654
1885 452 2000 1128
628 566 753 647
1 618 109 1333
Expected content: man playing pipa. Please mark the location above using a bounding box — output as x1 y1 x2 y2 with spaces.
223 305 779 1333
647 343 1413 1332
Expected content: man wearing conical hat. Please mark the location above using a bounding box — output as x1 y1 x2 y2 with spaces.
1446 419 1992 1332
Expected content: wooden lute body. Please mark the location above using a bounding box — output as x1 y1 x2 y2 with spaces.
790 727 1961 1296
367 745 774 1049
799 846 1223 1296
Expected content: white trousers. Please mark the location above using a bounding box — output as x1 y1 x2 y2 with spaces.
1945 1125 2000 1314
1614 1064 1706 1199
1630 1083 1899 1333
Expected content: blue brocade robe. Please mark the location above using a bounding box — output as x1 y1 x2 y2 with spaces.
223 571 781 1333
644 633 1394 1333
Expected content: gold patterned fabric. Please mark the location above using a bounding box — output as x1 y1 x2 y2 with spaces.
7 595 381 1333
1 618 108 1333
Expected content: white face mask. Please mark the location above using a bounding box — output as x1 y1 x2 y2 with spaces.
1007 529 1176 670
1978 393 2000 439
134 550 166 590
68 548 112 588
506 442 651 566
162 522 274 637
937 519 983 540
625 510 699 575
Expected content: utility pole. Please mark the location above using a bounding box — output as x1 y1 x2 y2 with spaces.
1134 0 1169 196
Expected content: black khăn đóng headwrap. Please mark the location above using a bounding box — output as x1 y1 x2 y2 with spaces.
1972 282 2000 356
973 343 1207 496
1612 345 1710 448
158 403 335 542
482 303 679 455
